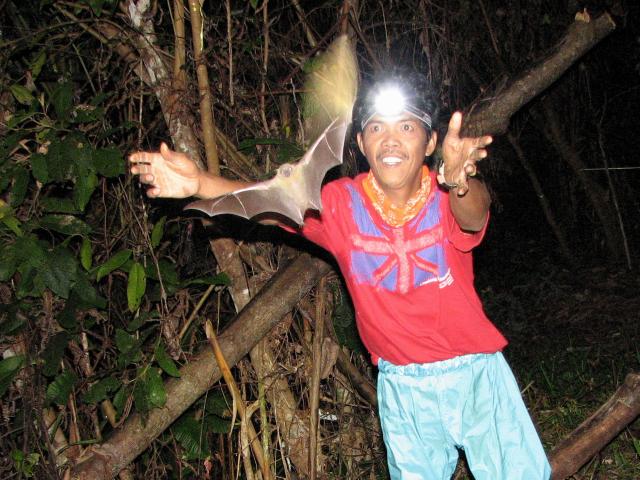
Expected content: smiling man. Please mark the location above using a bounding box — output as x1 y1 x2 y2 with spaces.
130 70 551 479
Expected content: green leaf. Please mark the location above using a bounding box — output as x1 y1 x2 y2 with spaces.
30 50 47 79
41 332 70 377
83 376 121 404
146 367 166 408
0 355 25 398
185 272 231 287
126 311 158 333
0 133 25 167
151 216 166 249
10 85 35 106
112 385 127 417
45 369 77 405
204 413 232 434
71 104 105 124
30 152 48 183
0 243 18 281
50 82 74 121
85 0 106 16
9 166 29 207
155 343 180 377
115 328 142 368
44 138 74 181
0 307 26 335
204 392 232 418
96 249 131 282
145 259 179 287
40 197 79 214
73 171 98 211
173 416 209 459
93 147 124 177
80 237 92 271
127 262 146 312
70 271 106 309
12 449 40 477
115 328 138 355
40 214 91 236
0 202 22 236
37 247 78 299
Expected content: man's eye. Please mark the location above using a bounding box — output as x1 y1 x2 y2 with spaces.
401 123 414 132
369 124 381 133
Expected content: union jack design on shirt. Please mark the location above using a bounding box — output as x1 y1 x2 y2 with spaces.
347 185 451 294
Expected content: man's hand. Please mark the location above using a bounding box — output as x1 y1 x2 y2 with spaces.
439 112 492 196
129 143 201 198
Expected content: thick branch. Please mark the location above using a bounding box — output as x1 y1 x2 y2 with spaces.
463 13 616 136
549 372 640 479
70 254 331 480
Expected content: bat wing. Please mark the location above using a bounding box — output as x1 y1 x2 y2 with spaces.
185 115 350 225
186 182 307 225
295 115 350 212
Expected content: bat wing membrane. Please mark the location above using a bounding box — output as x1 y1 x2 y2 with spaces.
186 183 306 225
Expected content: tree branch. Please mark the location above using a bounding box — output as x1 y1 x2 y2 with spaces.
463 13 616 137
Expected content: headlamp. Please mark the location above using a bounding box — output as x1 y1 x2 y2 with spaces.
361 84 432 131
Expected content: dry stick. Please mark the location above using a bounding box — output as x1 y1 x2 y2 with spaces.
596 115 632 269
259 0 271 136
225 0 234 106
291 0 318 47
187 0 219 174
204 321 273 480
178 284 214 341
308 277 326 479
549 373 640 480
506 133 575 266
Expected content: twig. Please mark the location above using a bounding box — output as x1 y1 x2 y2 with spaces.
178 284 214 341
204 321 273 480
596 112 631 269
308 277 326 479
259 0 271 137
225 0 234 106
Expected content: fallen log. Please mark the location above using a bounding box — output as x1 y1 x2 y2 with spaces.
70 253 331 480
549 372 640 480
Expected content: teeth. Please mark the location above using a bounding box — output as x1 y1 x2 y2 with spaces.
382 156 403 165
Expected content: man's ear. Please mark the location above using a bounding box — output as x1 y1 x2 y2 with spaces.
356 132 365 155
425 131 437 156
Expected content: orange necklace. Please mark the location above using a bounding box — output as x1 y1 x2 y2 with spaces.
362 166 431 228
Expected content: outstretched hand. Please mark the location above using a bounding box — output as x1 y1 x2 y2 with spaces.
129 143 201 198
439 112 492 196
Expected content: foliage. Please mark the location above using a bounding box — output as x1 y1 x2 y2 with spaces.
0 0 638 479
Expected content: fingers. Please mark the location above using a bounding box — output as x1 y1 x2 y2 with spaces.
447 111 463 139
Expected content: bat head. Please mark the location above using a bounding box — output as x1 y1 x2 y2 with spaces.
277 164 294 178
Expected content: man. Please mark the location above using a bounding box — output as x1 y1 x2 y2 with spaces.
130 71 551 479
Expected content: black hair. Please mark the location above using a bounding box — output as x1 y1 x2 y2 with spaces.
352 68 440 134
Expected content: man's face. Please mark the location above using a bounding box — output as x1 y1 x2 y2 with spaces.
357 114 437 202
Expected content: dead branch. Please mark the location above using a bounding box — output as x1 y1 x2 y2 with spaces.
463 13 616 137
549 372 640 479
69 253 331 479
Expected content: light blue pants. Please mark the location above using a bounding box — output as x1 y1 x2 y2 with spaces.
377 352 551 480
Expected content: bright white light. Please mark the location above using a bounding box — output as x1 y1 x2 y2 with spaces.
374 87 406 117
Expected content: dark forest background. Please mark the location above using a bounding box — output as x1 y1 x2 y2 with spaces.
1 0 639 479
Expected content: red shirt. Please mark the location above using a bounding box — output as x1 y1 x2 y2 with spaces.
296 171 507 365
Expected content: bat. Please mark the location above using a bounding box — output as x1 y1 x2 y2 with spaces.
185 115 350 225
186 35 357 225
